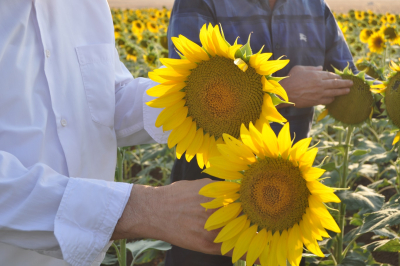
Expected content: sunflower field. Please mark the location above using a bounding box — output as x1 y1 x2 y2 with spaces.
104 8 400 266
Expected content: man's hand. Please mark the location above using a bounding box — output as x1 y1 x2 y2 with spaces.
112 178 221 255
279 65 353 108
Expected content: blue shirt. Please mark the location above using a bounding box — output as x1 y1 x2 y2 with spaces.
167 0 356 139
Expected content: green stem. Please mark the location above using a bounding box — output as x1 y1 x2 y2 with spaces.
112 242 121 263
116 149 127 266
342 235 360 259
233 260 246 266
335 126 354 264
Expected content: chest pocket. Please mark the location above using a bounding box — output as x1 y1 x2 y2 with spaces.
76 44 115 127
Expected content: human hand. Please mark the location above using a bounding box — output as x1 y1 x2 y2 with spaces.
279 65 353 108
112 178 221 255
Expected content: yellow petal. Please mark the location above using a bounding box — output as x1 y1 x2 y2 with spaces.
221 219 250 255
313 192 341 203
201 193 240 209
180 35 210 62
199 24 215 56
199 181 241 198
302 167 325 182
167 117 192 148
153 67 189 80
211 25 229 58
267 231 280 266
162 106 188 131
185 128 204 162
393 131 400 145
240 123 263 156
277 230 288 266
299 147 318 169
255 59 290 76
262 93 287 123
307 180 334 194
261 122 279 157
316 109 329 122
204 203 242 230
232 224 258 263
203 167 243 180
147 82 187 97
155 100 186 128
208 156 249 172
176 121 197 159
287 224 303 266
308 195 341 233
197 133 211 169
259 230 273 266
246 228 268 266
217 144 253 166
299 213 324 257
278 122 291 159
262 76 288 102
208 136 222 159
148 71 184 84
290 137 311 164
249 53 273 68
159 58 197 70
214 215 248 243
222 134 257 163
228 44 242 59
146 91 186 108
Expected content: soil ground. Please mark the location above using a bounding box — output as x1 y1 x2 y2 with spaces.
108 0 400 13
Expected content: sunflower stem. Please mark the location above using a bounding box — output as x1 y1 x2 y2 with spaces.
234 260 246 266
116 148 127 266
335 125 354 264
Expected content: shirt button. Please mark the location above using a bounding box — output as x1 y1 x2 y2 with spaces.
45 49 51 58
61 118 67 127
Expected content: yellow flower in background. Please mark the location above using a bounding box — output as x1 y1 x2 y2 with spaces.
146 24 289 169
371 60 400 145
132 20 145 33
368 31 386 54
380 25 398 43
355 11 365 21
359 28 373 43
199 122 340 266
147 21 159 33
387 14 397 24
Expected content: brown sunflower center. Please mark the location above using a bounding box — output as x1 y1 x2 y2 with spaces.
240 157 310 232
385 72 400 128
185 56 264 139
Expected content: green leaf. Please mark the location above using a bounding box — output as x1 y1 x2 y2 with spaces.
126 240 171 266
372 228 399 239
360 209 400 234
101 253 118 265
351 149 371 156
336 185 384 215
362 238 400 252
338 257 366 266
321 162 337 171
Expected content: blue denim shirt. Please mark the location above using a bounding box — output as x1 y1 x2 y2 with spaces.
167 0 356 139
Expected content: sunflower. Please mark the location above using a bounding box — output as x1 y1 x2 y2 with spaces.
146 24 289 168
132 20 145 34
146 21 159 33
368 31 386 54
359 28 373 43
371 60 400 145
317 65 375 126
355 11 365 21
380 25 398 43
125 43 138 62
356 59 385 81
387 14 397 24
143 51 158 68
199 122 340 266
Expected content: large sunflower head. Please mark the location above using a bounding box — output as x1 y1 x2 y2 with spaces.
371 60 400 145
146 24 290 169
317 64 375 126
368 31 386 54
199 122 340 266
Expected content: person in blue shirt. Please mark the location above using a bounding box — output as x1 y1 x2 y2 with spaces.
165 0 355 265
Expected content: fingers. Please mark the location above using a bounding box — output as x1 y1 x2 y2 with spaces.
323 78 353 89
324 88 351 97
321 71 341 80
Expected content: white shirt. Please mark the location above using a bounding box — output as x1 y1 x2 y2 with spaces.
0 1 168 265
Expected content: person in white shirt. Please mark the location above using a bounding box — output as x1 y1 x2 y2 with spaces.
0 1 221 265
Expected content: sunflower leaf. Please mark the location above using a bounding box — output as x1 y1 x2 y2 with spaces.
362 238 400 253
360 208 400 234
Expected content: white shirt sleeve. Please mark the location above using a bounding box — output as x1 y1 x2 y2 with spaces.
113 49 170 147
0 150 132 266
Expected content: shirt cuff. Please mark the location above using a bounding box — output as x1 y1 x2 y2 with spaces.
54 177 132 266
143 88 170 144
